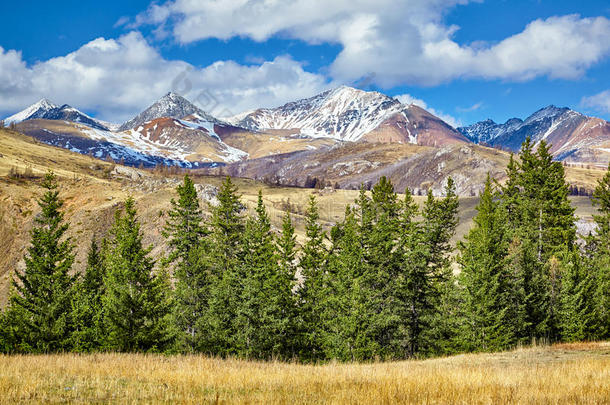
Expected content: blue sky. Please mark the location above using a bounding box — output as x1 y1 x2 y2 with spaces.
1 0 610 126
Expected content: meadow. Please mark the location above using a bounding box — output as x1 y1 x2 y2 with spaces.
0 342 608 404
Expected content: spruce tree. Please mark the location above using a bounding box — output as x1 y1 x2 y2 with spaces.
204 176 245 355
7 171 76 352
558 250 597 341
275 211 300 357
509 138 576 341
102 197 174 352
71 238 106 351
323 206 372 360
458 176 515 351
419 179 460 356
235 192 298 359
297 194 327 360
589 164 610 338
395 190 427 357
164 174 210 352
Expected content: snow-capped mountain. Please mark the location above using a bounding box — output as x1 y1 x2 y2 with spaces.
4 98 58 124
237 86 401 141
459 106 610 164
4 99 110 130
236 86 467 146
118 92 223 131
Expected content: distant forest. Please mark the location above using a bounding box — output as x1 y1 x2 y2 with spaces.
1 137 608 361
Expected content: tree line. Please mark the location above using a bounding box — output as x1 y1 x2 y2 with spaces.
0 137 608 360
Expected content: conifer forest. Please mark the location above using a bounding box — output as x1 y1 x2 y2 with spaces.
1 138 609 361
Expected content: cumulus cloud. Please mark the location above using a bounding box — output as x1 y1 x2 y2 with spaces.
395 94 461 128
134 1 610 87
0 32 331 122
582 90 610 114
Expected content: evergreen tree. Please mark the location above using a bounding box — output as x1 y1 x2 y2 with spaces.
71 238 106 351
420 179 460 356
297 194 327 360
395 190 427 357
458 176 515 351
509 138 576 341
204 177 245 355
558 250 597 341
102 197 174 352
323 206 372 360
589 164 610 338
6 171 76 352
275 211 300 357
235 192 298 359
164 174 210 352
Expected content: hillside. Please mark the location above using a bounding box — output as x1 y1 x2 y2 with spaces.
0 127 604 305
0 341 607 403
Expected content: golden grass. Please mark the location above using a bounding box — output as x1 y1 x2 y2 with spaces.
0 342 608 404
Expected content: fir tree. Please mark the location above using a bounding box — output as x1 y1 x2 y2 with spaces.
275 211 300 357
71 238 106 351
235 192 298 359
589 164 610 338
558 250 597 341
164 174 210 352
297 194 327 360
510 138 576 341
419 179 460 356
204 177 245 355
458 176 515 351
102 197 174 352
323 206 373 360
6 171 76 352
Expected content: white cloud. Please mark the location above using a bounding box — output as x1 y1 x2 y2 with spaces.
134 1 610 86
456 102 483 112
0 32 331 122
582 90 610 114
395 93 462 128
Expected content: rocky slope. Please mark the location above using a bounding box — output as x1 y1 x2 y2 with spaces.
236 86 468 146
5 99 110 131
118 92 223 131
459 106 610 165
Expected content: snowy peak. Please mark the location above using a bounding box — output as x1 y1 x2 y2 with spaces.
4 99 109 130
118 92 222 131
524 105 572 125
4 98 59 125
458 105 610 161
236 85 404 141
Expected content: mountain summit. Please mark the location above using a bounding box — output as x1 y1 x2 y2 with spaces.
118 92 222 131
459 106 610 163
4 98 59 125
236 86 467 146
4 99 109 130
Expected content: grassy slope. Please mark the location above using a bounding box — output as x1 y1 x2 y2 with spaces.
0 342 608 403
0 127 602 304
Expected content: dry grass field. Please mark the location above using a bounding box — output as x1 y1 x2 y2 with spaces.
0 342 607 404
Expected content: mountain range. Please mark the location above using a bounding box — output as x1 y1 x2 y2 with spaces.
3 86 610 194
458 106 610 163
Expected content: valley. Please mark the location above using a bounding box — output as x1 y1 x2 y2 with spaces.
0 127 604 306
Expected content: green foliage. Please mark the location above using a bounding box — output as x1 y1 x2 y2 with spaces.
5 171 77 353
589 164 610 339
164 174 210 352
102 197 174 352
2 164 607 360
203 177 245 355
458 176 516 351
297 194 327 360
71 238 106 351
